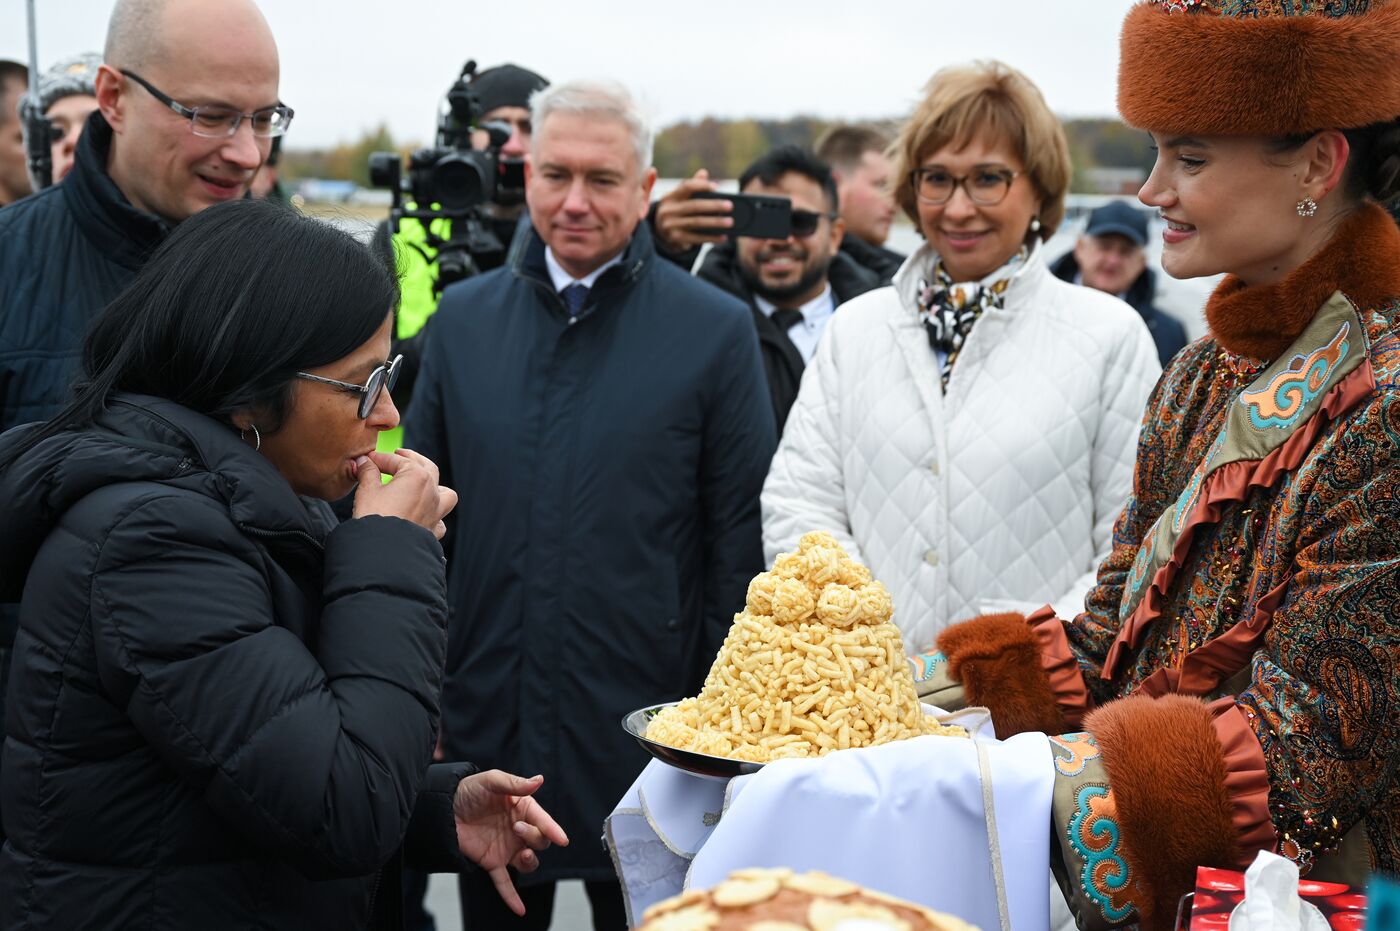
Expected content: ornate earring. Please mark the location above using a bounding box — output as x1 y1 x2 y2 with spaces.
1296 196 1318 218
240 424 262 452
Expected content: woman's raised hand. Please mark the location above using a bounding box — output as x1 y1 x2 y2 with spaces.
352 448 457 539
452 771 570 916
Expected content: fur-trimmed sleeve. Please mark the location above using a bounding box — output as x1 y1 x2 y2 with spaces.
1050 695 1273 931
918 612 1078 738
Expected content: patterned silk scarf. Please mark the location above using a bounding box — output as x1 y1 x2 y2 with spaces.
919 246 1028 389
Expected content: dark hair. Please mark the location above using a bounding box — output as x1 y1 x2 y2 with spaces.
814 124 890 174
0 60 28 127
1267 118 1400 208
738 145 840 214
0 198 397 470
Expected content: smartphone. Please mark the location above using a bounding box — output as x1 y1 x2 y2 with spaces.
694 192 792 239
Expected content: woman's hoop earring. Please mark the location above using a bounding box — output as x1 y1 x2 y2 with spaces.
1296 197 1319 218
241 424 262 452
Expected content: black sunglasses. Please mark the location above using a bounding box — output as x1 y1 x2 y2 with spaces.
790 209 838 238
295 355 403 419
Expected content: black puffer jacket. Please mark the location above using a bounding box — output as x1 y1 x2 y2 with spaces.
0 395 472 930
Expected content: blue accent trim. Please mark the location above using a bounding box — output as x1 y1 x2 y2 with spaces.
1068 785 1136 923
910 651 947 682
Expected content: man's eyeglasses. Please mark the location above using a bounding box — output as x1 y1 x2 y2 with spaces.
790 209 838 238
296 355 403 419
121 69 294 138
910 166 1021 206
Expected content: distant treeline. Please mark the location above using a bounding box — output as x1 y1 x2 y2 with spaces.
280 117 1156 191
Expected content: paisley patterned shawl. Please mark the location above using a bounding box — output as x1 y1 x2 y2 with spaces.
1063 201 1400 875
1104 292 1373 689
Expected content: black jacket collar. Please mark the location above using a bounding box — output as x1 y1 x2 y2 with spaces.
513 219 655 299
63 111 172 270
838 233 905 284
697 242 881 309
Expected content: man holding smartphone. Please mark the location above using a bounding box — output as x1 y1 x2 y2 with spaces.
653 146 880 432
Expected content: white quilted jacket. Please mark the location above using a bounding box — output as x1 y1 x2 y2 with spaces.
762 244 1161 651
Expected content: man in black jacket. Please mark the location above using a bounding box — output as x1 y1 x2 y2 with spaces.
666 147 881 433
406 80 775 931
692 146 880 432
0 0 285 435
1050 200 1188 367
0 0 286 839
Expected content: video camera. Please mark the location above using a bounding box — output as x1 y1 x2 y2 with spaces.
369 59 522 293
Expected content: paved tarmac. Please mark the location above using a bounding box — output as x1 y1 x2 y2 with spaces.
424 873 595 930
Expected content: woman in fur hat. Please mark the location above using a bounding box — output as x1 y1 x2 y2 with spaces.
915 3 1400 928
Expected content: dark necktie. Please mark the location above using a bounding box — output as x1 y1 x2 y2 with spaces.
770 308 805 338
561 283 589 317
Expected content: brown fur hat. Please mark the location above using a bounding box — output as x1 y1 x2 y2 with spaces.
1118 0 1400 135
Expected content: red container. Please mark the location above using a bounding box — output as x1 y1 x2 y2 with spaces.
1187 866 1366 931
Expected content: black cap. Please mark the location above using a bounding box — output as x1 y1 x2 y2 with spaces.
1084 200 1148 248
471 64 549 115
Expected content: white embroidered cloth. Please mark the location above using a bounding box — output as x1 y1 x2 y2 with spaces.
606 707 1055 930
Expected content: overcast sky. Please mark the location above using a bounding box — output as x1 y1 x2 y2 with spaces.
2 0 1142 150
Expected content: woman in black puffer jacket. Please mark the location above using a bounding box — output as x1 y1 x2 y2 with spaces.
0 199 567 930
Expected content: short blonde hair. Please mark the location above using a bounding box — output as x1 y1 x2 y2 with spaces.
891 61 1071 239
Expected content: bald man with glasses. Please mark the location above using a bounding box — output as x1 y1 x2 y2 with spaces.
0 0 289 438
0 0 289 843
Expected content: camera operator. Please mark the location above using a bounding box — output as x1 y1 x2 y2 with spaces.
391 63 547 314
19 52 102 190
376 62 548 456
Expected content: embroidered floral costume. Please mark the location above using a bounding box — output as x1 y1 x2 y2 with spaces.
920 196 1400 931
913 2 1400 929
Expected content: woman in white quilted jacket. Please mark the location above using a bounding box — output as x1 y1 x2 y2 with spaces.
762 60 1161 651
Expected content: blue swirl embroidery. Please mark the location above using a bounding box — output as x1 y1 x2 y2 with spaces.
1067 784 1138 924
909 651 947 683
1240 322 1349 430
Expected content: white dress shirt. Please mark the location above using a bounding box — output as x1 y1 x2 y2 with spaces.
545 246 624 292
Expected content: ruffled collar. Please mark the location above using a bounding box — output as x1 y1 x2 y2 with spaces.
1206 202 1400 362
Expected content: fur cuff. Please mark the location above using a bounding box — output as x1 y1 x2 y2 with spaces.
1087 695 1239 931
1118 1 1400 135
936 613 1065 739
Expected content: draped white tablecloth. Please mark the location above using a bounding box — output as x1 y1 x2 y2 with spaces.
606 707 1054 930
